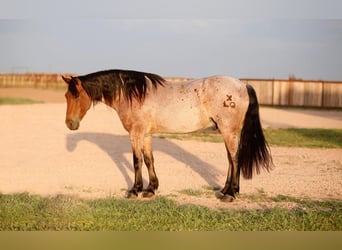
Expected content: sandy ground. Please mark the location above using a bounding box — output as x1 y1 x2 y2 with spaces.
1 88 342 209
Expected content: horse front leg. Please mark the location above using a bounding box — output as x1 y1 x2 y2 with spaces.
142 135 159 198
126 134 144 198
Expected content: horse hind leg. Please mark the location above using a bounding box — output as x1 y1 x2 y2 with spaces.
216 131 240 202
142 135 159 198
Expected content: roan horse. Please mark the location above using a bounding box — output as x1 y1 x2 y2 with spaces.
62 70 272 202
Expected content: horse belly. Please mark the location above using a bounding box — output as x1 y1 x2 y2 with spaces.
153 100 211 133
155 110 212 133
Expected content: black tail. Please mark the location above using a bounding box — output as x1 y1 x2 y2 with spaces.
238 84 273 179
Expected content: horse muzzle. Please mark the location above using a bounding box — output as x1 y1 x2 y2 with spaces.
66 119 80 130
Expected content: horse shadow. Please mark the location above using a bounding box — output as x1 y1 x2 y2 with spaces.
65 132 223 190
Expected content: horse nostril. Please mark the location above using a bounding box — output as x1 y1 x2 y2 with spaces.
73 122 80 130
66 119 79 130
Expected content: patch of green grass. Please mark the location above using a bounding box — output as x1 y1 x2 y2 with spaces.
264 128 342 148
238 188 270 202
179 186 221 198
203 185 221 192
0 97 43 105
179 189 207 197
158 128 342 148
0 193 341 231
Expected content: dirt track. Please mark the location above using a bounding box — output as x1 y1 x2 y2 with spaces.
1 88 342 209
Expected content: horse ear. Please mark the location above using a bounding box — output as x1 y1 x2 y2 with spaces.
73 77 83 91
62 75 72 84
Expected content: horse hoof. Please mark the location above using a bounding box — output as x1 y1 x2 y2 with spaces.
142 190 155 198
125 191 138 199
220 195 235 202
215 191 225 199
215 191 235 202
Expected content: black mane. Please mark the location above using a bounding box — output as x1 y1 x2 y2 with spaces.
74 69 165 104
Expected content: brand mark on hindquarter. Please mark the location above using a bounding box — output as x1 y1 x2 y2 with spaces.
223 94 236 108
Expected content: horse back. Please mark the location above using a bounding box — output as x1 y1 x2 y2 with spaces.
142 76 249 134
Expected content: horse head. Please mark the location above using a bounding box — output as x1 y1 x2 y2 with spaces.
62 75 92 130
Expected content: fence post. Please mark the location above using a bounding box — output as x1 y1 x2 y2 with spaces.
321 81 324 108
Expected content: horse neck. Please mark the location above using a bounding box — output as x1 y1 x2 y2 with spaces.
104 94 121 111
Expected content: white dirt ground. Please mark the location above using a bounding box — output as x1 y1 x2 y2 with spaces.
1 88 342 209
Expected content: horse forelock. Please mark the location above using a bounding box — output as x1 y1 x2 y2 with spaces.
67 78 80 98
78 77 104 104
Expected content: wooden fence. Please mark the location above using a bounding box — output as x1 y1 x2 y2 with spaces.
0 74 341 108
0 74 67 89
241 79 342 108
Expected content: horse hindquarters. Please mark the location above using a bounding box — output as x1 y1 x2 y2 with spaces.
214 83 272 201
204 81 249 201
